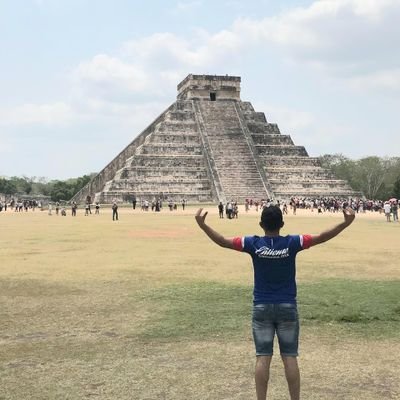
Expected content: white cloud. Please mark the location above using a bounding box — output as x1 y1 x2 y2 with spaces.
6 0 400 132
72 54 150 99
175 1 203 12
348 68 400 91
233 0 400 80
117 0 400 91
0 102 73 126
121 32 215 69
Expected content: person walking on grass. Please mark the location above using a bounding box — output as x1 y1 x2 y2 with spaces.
195 205 355 400
383 202 391 222
112 202 119 221
391 200 398 222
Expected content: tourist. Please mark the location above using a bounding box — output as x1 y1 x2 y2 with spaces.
232 202 239 218
392 200 398 222
132 195 137 210
226 201 233 219
86 196 92 214
112 202 119 221
195 205 355 400
218 201 224 218
71 201 77 217
383 202 391 222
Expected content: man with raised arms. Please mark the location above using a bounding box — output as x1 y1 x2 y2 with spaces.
195 205 355 400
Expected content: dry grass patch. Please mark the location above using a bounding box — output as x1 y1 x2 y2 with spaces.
0 207 399 399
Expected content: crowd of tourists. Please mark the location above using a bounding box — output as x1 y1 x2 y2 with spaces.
240 196 399 222
139 198 187 212
0 198 42 212
1 194 398 223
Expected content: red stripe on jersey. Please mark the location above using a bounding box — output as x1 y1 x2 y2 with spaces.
232 237 243 251
302 234 313 249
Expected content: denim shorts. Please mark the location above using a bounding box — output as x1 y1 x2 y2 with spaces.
252 303 299 357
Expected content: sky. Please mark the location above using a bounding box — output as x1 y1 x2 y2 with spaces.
0 0 399 180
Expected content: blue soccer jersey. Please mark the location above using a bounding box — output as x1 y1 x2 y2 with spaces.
233 235 312 304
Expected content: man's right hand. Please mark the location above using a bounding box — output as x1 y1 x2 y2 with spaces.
195 208 208 228
343 207 356 226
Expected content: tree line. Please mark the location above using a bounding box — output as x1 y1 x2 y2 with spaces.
0 175 93 202
319 155 400 200
1 155 399 201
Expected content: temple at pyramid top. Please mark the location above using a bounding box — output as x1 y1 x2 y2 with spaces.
177 74 241 101
71 73 361 204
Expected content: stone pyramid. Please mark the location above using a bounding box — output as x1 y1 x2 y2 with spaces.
72 74 359 204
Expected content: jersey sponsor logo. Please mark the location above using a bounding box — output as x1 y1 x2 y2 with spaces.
255 246 289 258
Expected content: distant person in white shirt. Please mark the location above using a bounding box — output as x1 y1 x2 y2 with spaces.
383 202 391 222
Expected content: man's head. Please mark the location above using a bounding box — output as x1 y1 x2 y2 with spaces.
260 205 284 232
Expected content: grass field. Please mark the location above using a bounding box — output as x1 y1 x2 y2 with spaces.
0 206 399 399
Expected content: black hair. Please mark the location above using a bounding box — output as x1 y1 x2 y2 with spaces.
260 205 283 231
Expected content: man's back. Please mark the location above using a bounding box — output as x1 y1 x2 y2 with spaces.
234 234 311 304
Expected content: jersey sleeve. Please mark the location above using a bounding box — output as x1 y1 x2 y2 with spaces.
300 234 313 249
232 237 244 251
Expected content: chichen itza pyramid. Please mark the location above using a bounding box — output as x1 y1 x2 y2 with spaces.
72 74 358 204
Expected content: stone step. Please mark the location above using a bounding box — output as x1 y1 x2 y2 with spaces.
247 123 281 134
252 134 293 145
256 145 308 157
260 156 321 167
139 145 203 155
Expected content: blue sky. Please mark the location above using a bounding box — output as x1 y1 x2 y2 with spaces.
0 0 399 179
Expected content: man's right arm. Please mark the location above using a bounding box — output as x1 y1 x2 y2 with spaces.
195 208 236 249
309 207 355 247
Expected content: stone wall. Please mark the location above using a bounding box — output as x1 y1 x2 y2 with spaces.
178 74 241 101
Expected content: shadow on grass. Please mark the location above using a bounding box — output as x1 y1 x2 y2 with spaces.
136 280 400 340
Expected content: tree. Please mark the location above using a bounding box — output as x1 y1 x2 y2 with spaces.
8 176 32 194
393 176 400 199
354 157 389 199
50 180 73 202
0 174 94 200
49 175 92 201
319 153 359 191
71 175 91 195
0 178 17 195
